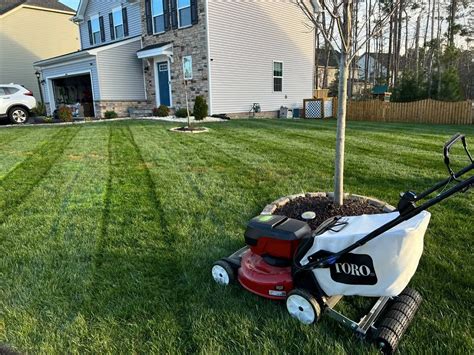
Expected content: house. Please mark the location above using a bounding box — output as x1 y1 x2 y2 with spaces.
0 0 79 101
139 0 314 116
315 51 339 90
34 0 147 117
357 52 389 83
35 0 314 118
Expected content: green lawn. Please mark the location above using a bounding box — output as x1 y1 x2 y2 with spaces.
1 119 473 354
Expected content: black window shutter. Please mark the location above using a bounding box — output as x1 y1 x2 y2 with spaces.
122 7 129 36
191 0 198 25
145 0 153 34
170 0 178 29
87 20 93 45
163 0 170 31
109 13 115 40
99 16 105 42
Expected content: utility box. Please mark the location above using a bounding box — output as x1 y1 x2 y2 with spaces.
279 106 293 119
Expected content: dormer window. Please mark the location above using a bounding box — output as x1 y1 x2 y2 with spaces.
178 0 192 28
152 0 165 34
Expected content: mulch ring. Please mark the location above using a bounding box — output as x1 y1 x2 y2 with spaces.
169 126 209 133
274 196 384 230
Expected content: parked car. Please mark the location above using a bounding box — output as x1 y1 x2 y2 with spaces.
0 84 37 124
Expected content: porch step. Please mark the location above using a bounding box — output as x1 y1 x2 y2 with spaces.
129 108 154 118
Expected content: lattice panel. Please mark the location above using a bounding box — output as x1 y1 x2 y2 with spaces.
324 100 333 118
304 100 323 119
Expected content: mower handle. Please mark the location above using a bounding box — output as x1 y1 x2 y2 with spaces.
444 133 473 178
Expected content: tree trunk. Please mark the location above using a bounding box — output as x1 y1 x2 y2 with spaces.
387 9 393 84
334 0 352 206
335 53 350 206
415 15 421 78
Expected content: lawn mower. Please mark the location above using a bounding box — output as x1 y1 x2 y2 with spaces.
211 133 473 353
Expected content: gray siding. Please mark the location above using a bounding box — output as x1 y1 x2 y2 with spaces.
42 58 100 103
96 39 146 100
207 0 314 114
80 1 142 50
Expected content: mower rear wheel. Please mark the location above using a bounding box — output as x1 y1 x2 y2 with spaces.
211 260 235 286
286 289 321 325
376 326 399 354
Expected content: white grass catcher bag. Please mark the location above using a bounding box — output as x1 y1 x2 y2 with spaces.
300 212 431 297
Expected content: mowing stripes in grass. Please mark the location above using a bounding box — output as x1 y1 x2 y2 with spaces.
1 125 110 353
1 120 473 354
0 127 80 224
85 124 195 352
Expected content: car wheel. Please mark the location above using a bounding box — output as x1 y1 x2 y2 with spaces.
9 107 29 124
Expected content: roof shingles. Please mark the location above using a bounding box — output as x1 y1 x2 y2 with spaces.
0 0 75 15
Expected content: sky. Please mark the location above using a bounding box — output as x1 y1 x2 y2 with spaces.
59 0 80 11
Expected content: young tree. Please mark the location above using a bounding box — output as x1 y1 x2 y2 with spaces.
296 0 398 206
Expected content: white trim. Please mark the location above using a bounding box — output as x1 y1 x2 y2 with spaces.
73 0 88 21
205 0 212 115
272 60 284 93
140 38 148 101
45 70 96 114
153 58 160 107
177 0 192 28
137 43 173 59
88 36 141 54
35 56 94 69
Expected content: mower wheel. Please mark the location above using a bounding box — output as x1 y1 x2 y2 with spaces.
211 260 235 286
399 288 423 304
376 326 399 354
286 289 321 325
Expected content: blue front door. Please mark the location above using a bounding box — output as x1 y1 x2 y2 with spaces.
157 61 170 106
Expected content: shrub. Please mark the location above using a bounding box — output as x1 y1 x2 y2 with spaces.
175 108 190 118
32 102 46 116
57 106 73 122
153 105 169 117
43 117 53 124
193 96 208 121
104 110 118 119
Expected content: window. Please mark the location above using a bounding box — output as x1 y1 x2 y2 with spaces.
178 0 191 28
113 7 124 39
5 87 19 94
91 15 101 44
0 87 7 96
152 0 165 33
273 61 283 92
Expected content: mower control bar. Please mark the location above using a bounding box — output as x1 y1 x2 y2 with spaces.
443 133 473 180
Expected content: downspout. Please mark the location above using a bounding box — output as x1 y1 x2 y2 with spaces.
205 0 213 115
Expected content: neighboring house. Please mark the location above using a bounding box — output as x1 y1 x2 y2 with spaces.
357 52 389 82
35 0 147 117
315 52 339 90
139 0 314 116
0 0 79 101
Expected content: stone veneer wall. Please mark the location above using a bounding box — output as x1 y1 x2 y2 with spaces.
94 100 149 118
140 0 210 111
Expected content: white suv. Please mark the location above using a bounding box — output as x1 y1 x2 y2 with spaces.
0 84 37 124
